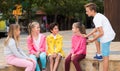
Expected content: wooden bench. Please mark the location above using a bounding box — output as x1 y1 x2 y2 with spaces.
46 57 65 71
0 58 64 71
0 64 25 71
1 58 120 71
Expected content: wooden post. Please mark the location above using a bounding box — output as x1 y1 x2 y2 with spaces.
104 0 120 41
15 15 19 24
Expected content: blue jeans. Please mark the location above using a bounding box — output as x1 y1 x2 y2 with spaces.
30 52 47 71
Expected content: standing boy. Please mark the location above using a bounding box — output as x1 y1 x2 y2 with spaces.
84 3 116 71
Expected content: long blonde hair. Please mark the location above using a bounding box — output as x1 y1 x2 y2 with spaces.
28 21 40 35
28 21 40 44
4 24 20 46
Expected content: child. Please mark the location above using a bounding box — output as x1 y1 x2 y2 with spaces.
47 23 65 71
65 22 87 71
27 21 47 71
84 3 116 71
4 24 36 71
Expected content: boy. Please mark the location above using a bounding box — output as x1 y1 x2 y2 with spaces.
84 3 115 71
47 23 65 71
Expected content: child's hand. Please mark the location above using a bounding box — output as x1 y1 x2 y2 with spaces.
34 52 40 58
27 58 34 62
83 34 88 38
38 51 41 54
71 54 75 60
87 39 94 43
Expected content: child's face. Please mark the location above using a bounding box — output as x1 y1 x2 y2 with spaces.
51 26 59 35
72 24 79 34
32 24 40 34
85 7 94 17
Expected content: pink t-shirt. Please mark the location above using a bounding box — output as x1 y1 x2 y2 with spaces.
70 35 87 55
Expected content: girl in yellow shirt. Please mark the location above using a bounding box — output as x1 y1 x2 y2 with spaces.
47 23 65 71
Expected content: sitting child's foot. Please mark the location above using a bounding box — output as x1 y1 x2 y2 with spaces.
94 53 103 61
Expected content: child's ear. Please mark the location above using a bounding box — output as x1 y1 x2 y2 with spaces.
50 30 53 33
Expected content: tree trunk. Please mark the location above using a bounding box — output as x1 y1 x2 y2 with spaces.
104 0 120 41
68 17 72 30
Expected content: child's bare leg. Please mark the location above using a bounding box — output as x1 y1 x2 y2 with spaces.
93 33 101 54
95 40 101 54
53 55 61 71
49 55 54 71
103 56 109 71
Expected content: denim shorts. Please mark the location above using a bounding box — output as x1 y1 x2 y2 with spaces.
97 39 111 56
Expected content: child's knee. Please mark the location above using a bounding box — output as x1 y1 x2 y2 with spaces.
71 59 76 63
26 61 34 68
49 57 54 62
41 54 46 58
65 57 71 62
30 55 37 61
57 55 61 59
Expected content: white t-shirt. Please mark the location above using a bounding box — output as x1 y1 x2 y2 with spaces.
93 13 116 43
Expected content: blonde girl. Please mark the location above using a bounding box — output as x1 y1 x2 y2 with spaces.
4 24 36 71
27 21 47 71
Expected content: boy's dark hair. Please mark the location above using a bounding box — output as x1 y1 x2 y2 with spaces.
84 3 97 12
49 22 58 33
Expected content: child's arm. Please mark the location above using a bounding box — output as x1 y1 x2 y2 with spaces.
27 37 36 54
86 28 97 37
9 39 28 59
39 35 46 52
88 27 104 42
46 36 55 55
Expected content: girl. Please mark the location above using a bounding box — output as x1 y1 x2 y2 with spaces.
4 24 36 71
47 23 65 71
27 21 47 71
65 22 87 71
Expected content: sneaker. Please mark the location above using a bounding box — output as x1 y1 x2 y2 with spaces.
94 54 103 61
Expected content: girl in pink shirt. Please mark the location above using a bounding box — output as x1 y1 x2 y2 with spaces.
65 22 87 71
27 21 47 71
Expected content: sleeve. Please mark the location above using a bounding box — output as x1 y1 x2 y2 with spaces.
93 15 103 28
47 36 54 55
70 36 75 54
8 39 28 59
40 35 46 52
55 37 63 53
27 37 36 54
19 48 29 58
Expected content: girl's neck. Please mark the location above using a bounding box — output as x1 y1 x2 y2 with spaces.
31 33 39 39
